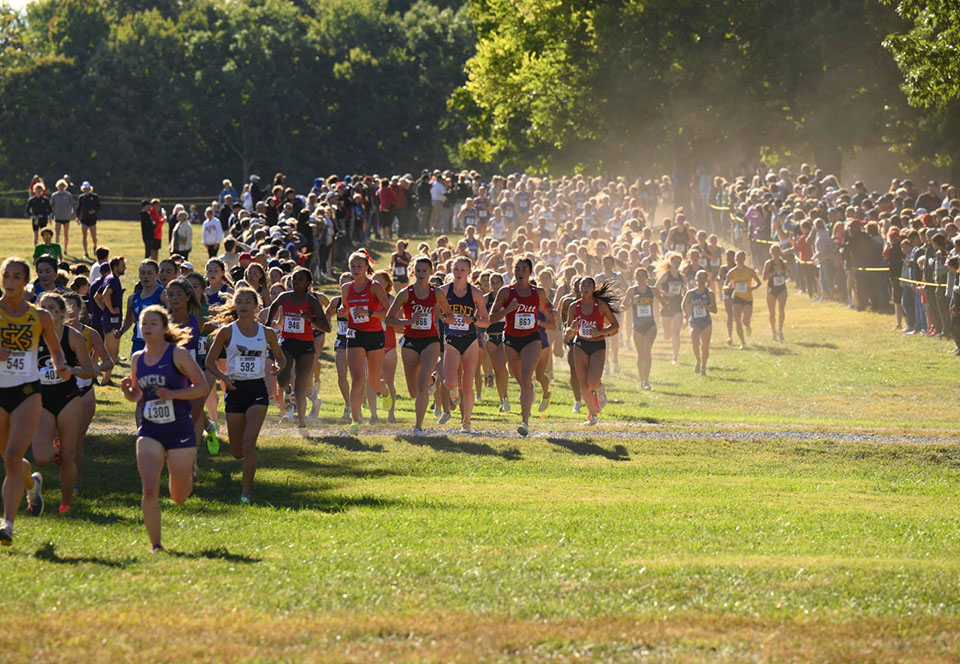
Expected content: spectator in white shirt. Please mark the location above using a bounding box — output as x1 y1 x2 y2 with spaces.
202 206 224 258
430 172 447 233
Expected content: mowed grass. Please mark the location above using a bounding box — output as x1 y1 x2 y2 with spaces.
1 218 959 662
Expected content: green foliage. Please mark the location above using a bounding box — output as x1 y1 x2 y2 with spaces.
0 0 475 194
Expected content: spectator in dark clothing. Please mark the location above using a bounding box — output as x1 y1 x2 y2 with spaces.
219 195 234 232
77 181 101 258
915 181 941 212
25 183 52 245
249 175 264 205
416 171 432 233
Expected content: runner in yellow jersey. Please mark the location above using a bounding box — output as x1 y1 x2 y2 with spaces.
0 257 70 545
723 251 762 349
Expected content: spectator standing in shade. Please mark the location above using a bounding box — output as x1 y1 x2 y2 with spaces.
77 181 101 259
139 199 154 259
50 178 76 256
25 182 52 246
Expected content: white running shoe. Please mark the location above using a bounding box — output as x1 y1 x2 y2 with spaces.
438 411 451 425
0 519 12 546
413 426 424 438
572 401 581 414
517 422 529 437
584 414 598 426
538 392 551 413
502 397 510 413
27 472 43 517
460 422 471 434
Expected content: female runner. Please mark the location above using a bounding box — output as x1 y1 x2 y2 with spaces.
326 272 353 421
30 293 96 514
340 251 390 435
267 267 330 428
724 251 761 349
121 305 208 551
762 245 790 341
565 278 619 425
63 292 113 493
165 278 214 450
681 270 718 375
385 257 452 436
369 270 398 423
490 258 556 437
116 260 163 356
206 288 285 504
654 252 686 364
441 257 488 432
0 258 69 544
623 267 658 390
717 250 736 345
390 241 411 288
557 277 583 411
483 272 510 413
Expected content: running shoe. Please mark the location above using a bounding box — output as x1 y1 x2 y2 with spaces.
502 397 510 413
58 504 71 515
341 406 351 421
517 422 529 437
642 382 651 391
572 401 581 414
151 543 164 553
449 394 459 409
308 397 321 420
379 391 392 411
413 426 424 438
538 392 551 413
205 422 220 455
598 389 607 410
779 331 785 342
0 520 12 546
694 362 701 374
438 411 451 425
349 421 360 436
460 422 471 434
584 414 598 426
27 472 43 517
240 494 252 506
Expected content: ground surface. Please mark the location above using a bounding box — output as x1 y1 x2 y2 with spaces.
1 219 958 663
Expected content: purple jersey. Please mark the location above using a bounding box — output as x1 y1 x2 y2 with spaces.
101 273 124 332
136 343 195 449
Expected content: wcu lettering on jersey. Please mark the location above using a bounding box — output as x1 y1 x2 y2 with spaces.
138 374 167 389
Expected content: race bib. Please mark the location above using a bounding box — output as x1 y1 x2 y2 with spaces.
39 365 63 385
350 306 369 324
699 259 707 268
412 312 432 330
578 322 596 338
345 327 356 339
478 209 489 219
283 314 305 335
232 355 263 379
668 282 682 295
144 399 175 424
772 275 785 287
545 222 557 233
634 304 652 319
449 314 469 331
2 351 30 377
674 244 685 253
197 336 208 356
710 258 721 267
736 282 748 293
514 312 535 330
693 305 707 319
393 266 407 278
337 320 349 336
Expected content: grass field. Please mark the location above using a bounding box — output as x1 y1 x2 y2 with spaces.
1 219 959 662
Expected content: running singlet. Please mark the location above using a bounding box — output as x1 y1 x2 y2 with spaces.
504 285 540 337
346 281 382 333
729 266 754 302
280 295 314 341
0 302 42 387
207 285 230 308
76 325 96 390
333 297 354 347
445 283 476 338
392 258 408 282
183 315 204 361
225 321 267 381
486 292 505 335
689 290 711 324
573 300 605 340
37 325 77 391
631 287 656 326
403 285 439 339
136 343 191 426
132 286 164 344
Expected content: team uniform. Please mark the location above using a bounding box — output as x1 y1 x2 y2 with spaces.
37 326 79 416
572 300 606 355
0 303 43 414
401 285 440 354
136 344 195 450
100 273 124 335
333 297 353 350
279 296 316 359
224 321 270 413
688 290 712 330
728 266 754 307
444 283 478 354
503 285 541 352
630 287 657 336
131 286 164 353
767 260 788 297
75 325 97 397
485 292 504 345
345 281 385 351
661 274 685 317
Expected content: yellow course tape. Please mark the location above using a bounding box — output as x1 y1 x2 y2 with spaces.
899 277 943 287
709 204 730 211
856 267 888 272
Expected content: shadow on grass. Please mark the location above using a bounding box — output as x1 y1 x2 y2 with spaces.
395 434 522 461
796 341 839 350
165 546 261 564
620 414 661 424
305 435 384 453
656 390 698 398
33 542 133 568
547 437 629 461
747 344 796 356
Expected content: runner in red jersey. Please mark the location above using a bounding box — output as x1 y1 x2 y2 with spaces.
339 250 390 435
489 258 556 437
266 268 329 428
564 277 620 426
386 256 454 436
369 270 398 424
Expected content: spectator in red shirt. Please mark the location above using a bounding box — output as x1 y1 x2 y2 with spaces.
793 219 817 299
148 199 165 261
377 177 397 240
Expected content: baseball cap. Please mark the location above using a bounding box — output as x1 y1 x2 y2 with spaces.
238 252 253 262
181 261 194 271
81 181 91 189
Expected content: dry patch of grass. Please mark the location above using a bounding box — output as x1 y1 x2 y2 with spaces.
1 610 957 663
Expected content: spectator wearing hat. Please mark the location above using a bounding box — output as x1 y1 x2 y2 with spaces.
25 182 52 246
50 178 76 255
219 179 238 204
171 209 193 260
249 174 264 205
77 181 101 259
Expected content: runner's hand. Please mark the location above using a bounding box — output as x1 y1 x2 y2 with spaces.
222 377 236 391
154 387 175 400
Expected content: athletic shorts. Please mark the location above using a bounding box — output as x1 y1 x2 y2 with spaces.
733 296 752 307
102 313 122 334
32 217 48 231
504 332 540 353
334 335 348 350
444 334 477 355
346 329 385 351
281 337 315 359
574 338 606 355
633 320 656 335
80 217 97 227
767 284 787 297
78 384 94 398
0 381 40 413
224 379 269 414
402 335 440 354
139 416 196 451
690 317 712 330
55 218 70 225
42 383 79 417
485 332 504 346
660 302 681 317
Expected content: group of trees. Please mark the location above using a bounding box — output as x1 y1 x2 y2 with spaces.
0 0 957 194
